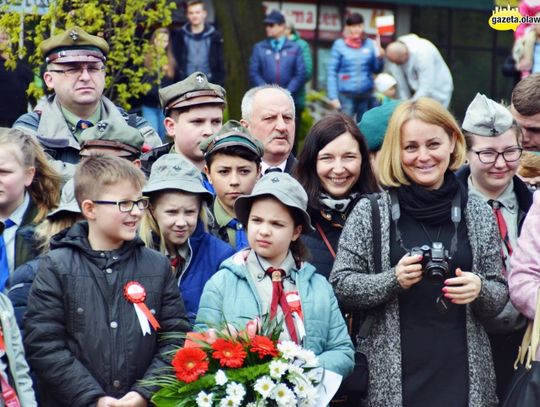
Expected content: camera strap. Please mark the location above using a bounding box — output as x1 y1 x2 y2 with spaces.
389 188 461 258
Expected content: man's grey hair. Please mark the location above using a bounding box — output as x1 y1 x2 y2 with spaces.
241 84 295 121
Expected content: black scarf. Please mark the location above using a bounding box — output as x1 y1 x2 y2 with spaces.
396 171 467 225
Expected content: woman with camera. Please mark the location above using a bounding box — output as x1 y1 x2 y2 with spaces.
294 112 379 279
330 98 508 407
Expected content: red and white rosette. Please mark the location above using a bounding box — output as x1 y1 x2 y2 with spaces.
124 281 161 336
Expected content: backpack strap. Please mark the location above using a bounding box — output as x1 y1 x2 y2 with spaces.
127 113 137 128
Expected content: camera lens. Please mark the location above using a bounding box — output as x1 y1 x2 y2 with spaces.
425 263 448 284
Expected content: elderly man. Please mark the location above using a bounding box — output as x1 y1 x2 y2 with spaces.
240 85 296 174
386 34 453 108
13 27 161 176
511 73 540 151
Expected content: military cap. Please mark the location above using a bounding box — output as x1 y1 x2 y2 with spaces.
234 172 315 234
47 178 81 218
359 100 401 152
79 119 144 156
462 93 514 137
143 154 213 205
159 71 226 115
40 27 109 64
200 120 264 158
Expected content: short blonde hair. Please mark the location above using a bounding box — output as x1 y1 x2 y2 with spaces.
74 156 146 206
378 98 466 188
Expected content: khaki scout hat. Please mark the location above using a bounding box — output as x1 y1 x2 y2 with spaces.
159 71 226 115
79 120 144 156
462 93 514 137
40 27 109 64
200 120 264 158
143 154 213 205
234 172 315 234
47 179 81 218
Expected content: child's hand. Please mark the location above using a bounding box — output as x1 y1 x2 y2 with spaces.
97 396 117 407
443 268 482 305
110 391 148 407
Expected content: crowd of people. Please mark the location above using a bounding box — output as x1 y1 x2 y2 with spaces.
2 1 540 407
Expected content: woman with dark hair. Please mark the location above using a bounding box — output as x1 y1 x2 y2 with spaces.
295 112 379 278
327 13 384 120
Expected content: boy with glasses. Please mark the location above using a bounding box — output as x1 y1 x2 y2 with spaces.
13 27 161 177
23 155 190 407
456 93 533 401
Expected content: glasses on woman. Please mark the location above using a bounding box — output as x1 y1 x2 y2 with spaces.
92 197 150 212
471 147 523 164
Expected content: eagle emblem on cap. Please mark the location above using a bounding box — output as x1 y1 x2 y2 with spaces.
195 74 204 84
271 177 280 183
69 29 79 41
97 121 108 132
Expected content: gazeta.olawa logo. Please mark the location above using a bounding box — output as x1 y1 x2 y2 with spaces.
489 5 540 31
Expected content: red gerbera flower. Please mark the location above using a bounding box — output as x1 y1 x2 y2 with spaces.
172 347 209 383
250 335 279 359
211 338 247 368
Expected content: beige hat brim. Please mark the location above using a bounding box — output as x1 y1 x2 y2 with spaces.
167 95 225 111
143 179 213 206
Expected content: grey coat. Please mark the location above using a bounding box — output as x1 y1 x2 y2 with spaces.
330 191 508 407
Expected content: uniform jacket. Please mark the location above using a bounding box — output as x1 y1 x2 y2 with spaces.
13 95 162 178
154 221 235 323
196 250 355 378
170 23 226 86
249 38 306 99
330 192 507 407
509 191 540 361
326 38 383 100
387 34 453 108
23 222 190 407
0 294 36 407
13 199 40 272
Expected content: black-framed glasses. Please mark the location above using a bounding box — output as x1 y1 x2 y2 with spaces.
49 65 105 78
471 147 523 164
92 197 149 212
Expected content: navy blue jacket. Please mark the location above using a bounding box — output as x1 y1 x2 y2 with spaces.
249 38 306 99
173 221 235 323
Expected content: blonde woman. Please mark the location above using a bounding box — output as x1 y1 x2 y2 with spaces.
330 98 507 406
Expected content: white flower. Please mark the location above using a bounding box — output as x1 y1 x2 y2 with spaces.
286 364 304 376
269 360 289 379
271 383 296 406
254 376 275 398
196 391 213 407
277 341 301 360
215 370 228 386
219 396 240 407
296 349 318 367
304 368 323 384
225 382 246 401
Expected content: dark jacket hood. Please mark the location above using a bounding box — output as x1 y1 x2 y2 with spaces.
182 23 215 38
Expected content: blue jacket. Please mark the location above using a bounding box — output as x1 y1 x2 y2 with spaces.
327 38 383 100
178 221 235 323
249 38 306 99
196 250 354 378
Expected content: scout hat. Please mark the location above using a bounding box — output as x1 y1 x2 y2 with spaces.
47 178 81 218
462 93 514 137
359 99 401 152
234 172 314 234
200 120 264 158
159 71 226 115
143 154 213 205
79 119 144 157
40 27 109 64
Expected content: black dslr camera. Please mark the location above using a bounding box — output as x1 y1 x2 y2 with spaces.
410 242 450 284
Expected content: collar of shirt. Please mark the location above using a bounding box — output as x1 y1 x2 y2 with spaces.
468 176 518 214
270 37 286 52
2 192 30 227
61 103 102 135
2 192 30 274
261 160 287 175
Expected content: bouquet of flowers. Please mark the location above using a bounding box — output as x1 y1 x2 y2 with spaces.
147 317 321 407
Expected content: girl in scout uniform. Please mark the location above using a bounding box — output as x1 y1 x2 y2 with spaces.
196 172 354 379
139 154 234 323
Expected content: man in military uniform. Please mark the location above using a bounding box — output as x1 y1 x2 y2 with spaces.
79 118 145 168
12 27 161 176
142 71 226 187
